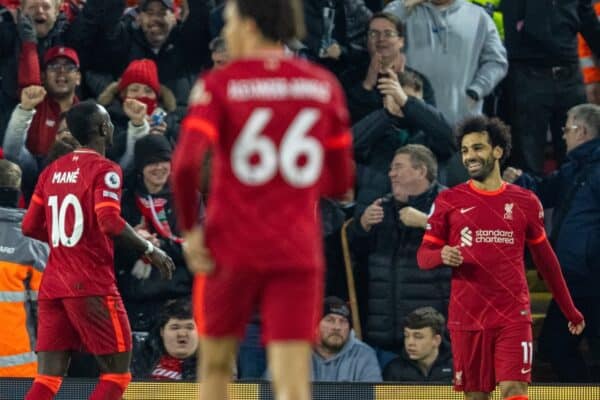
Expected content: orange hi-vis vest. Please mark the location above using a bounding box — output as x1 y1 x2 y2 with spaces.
0 208 47 377
579 1 600 84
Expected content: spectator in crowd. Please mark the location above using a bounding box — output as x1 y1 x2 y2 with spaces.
352 69 454 217
501 0 600 176
0 159 48 377
209 36 229 69
79 0 211 118
504 104 600 382
8 46 80 159
0 0 91 142
131 298 199 380
2 47 81 201
385 0 507 127
312 297 382 382
383 307 452 382
97 58 177 168
340 12 436 124
115 134 192 334
348 144 450 369
302 0 372 76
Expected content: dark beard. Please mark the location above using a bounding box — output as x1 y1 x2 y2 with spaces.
466 157 495 182
321 334 346 353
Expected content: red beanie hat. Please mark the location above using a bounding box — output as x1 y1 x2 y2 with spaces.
118 59 160 96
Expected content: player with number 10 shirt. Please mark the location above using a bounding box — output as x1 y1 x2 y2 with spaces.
28 149 123 299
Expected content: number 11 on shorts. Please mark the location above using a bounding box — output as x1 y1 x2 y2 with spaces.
521 341 533 364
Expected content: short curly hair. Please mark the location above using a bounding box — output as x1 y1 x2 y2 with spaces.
456 115 512 164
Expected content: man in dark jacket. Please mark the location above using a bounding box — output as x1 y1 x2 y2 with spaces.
352 69 455 218
78 0 211 119
348 144 450 369
340 11 435 124
383 307 452 382
504 103 600 382
501 0 600 176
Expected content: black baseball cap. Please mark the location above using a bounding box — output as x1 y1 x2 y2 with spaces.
139 0 174 11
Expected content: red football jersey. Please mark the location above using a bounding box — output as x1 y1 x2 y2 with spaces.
173 56 353 271
29 149 123 299
423 181 546 330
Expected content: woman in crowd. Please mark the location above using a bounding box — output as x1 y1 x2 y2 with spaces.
97 58 178 169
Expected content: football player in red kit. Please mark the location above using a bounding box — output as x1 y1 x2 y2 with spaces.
22 101 174 400
417 115 585 400
171 1 354 399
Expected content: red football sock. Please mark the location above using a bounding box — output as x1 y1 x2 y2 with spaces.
505 395 528 400
89 373 131 400
25 375 63 400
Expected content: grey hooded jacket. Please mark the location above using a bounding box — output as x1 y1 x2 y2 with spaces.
312 331 383 382
385 0 507 125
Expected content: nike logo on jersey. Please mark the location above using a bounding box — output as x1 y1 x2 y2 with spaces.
521 368 531 374
460 206 476 214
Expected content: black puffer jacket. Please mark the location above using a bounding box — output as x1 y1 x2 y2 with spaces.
348 183 451 353
382 340 453 382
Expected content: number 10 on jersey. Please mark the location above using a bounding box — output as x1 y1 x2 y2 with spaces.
48 194 84 247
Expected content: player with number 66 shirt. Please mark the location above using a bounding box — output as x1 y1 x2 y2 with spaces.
171 2 354 399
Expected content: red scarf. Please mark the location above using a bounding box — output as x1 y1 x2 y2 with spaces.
128 96 158 115
135 194 184 244
150 354 183 380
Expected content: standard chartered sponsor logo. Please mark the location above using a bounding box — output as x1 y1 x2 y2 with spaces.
460 227 473 247
475 229 514 244
460 227 515 246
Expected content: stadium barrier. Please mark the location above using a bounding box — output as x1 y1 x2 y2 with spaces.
2 379 600 399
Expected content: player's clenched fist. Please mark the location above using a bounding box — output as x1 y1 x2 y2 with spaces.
360 198 385 231
20 85 46 111
441 245 463 267
568 320 586 335
147 246 175 280
182 227 215 274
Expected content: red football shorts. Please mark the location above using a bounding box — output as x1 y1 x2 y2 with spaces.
193 266 322 344
37 296 132 355
450 322 533 392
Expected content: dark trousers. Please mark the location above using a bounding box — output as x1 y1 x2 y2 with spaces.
538 297 600 382
504 62 586 176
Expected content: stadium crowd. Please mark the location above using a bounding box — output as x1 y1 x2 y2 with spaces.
0 0 599 389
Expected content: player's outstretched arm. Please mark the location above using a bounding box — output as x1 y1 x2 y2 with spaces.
529 238 585 335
